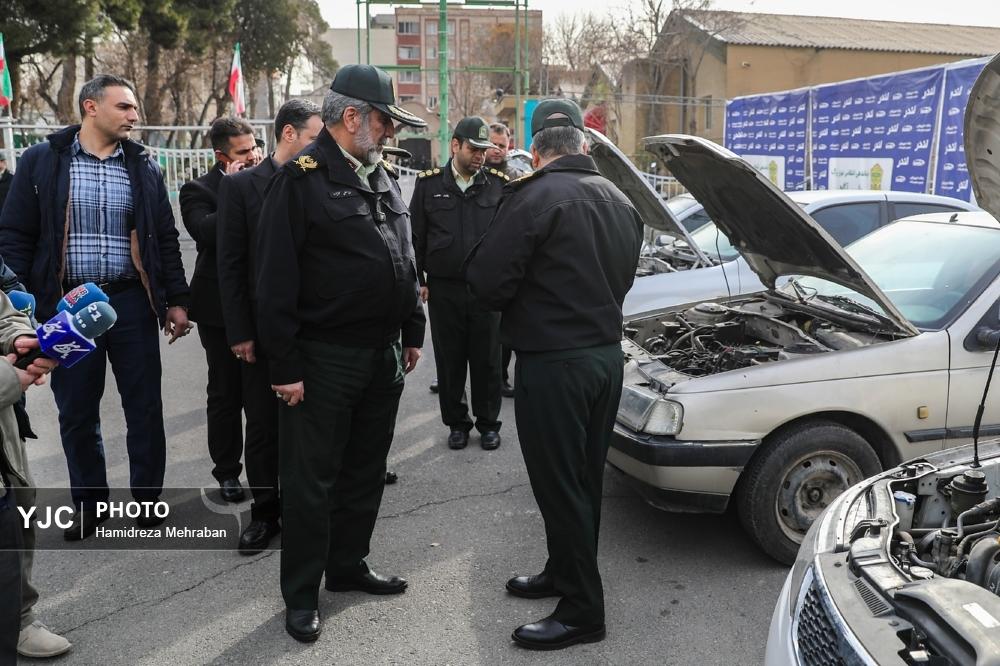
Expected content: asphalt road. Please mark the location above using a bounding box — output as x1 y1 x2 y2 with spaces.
20 239 788 665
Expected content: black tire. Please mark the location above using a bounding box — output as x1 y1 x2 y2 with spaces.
737 420 882 565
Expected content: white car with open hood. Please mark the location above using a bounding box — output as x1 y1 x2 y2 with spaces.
607 126 1000 565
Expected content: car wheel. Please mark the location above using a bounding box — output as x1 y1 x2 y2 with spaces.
737 420 882 565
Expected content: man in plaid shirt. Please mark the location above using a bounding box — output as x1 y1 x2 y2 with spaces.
0 74 192 544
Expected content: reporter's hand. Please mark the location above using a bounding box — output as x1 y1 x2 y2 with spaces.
12 336 57 376
5 353 47 391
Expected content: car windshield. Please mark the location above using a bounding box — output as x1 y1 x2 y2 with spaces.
780 220 1000 330
688 222 739 261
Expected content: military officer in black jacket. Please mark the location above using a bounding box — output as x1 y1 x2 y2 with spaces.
466 99 644 650
254 64 426 643
411 116 507 451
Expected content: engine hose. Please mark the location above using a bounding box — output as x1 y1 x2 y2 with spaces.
917 530 939 553
958 522 1000 556
908 551 939 572
966 535 1000 586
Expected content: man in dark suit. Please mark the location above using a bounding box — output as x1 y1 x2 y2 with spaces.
0 157 12 213
216 100 322 554
180 117 260 502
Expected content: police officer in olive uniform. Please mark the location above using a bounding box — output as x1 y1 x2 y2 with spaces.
411 116 507 451
466 99 644 650
254 64 427 643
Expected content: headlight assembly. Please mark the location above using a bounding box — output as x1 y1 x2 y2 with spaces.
617 385 683 436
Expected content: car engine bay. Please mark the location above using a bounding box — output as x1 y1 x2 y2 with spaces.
623 297 898 381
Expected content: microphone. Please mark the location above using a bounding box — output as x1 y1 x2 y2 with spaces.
15 302 118 370
8 291 37 323
56 282 110 315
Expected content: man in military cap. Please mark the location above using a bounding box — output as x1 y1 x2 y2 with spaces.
254 63 426 643
411 116 507 451
466 99 644 650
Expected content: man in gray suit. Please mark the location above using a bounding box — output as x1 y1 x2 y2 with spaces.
216 99 323 554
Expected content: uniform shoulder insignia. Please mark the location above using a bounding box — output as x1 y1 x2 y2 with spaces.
417 168 442 179
507 170 540 188
381 159 399 179
287 154 319 177
488 167 510 181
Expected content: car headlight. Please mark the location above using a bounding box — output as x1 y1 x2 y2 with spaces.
617 385 683 436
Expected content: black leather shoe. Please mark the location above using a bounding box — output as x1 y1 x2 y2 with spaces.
448 429 469 450
481 431 501 450
238 519 280 555
63 510 108 541
285 608 320 642
506 572 560 599
220 478 245 503
512 616 606 651
325 568 408 595
501 381 515 398
135 499 167 528
429 379 439 394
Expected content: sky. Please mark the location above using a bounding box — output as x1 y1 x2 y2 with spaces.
321 0 1000 29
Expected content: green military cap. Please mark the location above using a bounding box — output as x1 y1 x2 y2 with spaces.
330 64 427 128
530 98 585 137
452 116 494 149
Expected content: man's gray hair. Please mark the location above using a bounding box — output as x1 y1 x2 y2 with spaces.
322 90 372 126
531 126 586 159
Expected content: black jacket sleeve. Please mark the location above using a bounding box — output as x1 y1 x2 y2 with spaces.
464 192 544 311
255 171 306 385
216 175 255 345
401 300 426 348
179 178 218 250
152 163 190 308
408 178 428 286
0 148 42 287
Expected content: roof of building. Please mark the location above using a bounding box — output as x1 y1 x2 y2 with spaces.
682 10 1000 56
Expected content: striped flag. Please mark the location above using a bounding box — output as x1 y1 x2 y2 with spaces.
228 42 246 116
0 33 13 108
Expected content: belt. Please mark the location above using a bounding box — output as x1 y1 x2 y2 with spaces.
65 278 141 296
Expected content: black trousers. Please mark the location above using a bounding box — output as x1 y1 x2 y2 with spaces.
502 346 513 383
240 351 280 522
0 490 22 664
197 324 244 482
514 343 624 626
279 339 404 610
427 277 501 433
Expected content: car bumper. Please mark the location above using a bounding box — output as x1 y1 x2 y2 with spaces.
764 569 797 666
607 422 760 513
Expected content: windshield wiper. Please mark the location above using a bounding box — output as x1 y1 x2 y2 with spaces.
815 294 901 330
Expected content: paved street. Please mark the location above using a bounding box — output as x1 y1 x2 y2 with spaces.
20 239 788 665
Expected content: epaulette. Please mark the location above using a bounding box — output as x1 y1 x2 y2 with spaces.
417 168 442 179
487 167 510 182
381 159 398 179
506 170 541 189
286 153 321 178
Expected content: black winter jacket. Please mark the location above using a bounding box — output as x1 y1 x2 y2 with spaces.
0 125 189 325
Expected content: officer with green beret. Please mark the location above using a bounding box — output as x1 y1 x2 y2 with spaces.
254 63 427 643
465 98 644 650
410 116 508 451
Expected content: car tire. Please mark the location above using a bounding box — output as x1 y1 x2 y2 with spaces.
736 420 882 565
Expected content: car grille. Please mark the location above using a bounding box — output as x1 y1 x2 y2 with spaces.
795 575 857 666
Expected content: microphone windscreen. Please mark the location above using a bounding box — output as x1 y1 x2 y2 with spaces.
71 301 118 339
57 283 110 314
8 291 36 319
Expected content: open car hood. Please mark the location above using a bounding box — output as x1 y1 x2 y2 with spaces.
643 134 918 336
967 52 1000 222
585 128 711 263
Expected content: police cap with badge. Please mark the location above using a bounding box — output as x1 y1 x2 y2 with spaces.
452 116 495 149
330 64 427 128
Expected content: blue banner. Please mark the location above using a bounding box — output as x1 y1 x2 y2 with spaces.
724 89 809 190
934 59 988 201
811 67 943 192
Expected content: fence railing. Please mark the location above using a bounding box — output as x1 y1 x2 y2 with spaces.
1 120 686 203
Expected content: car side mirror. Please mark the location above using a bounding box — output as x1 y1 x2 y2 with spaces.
970 326 1000 352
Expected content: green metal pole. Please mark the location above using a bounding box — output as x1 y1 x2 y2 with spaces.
438 0 449 166
523 0 530 97
356 1 361 63
365 1 371 63
514 0 521 149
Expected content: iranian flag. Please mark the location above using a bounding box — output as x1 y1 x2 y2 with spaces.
228 42 246 116
0 33 12 109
